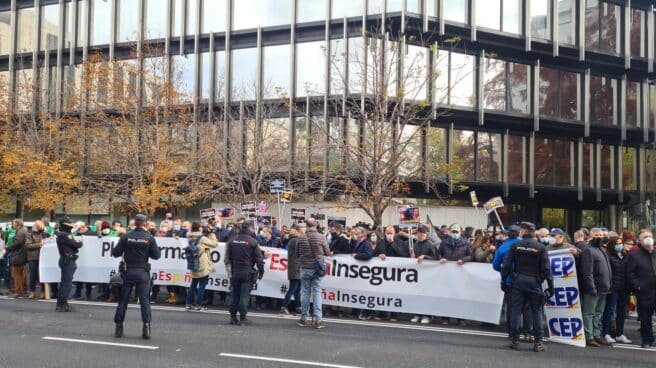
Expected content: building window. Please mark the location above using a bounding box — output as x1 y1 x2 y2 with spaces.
298 0 326 23
296 41 326 97
202 0 227 34
264 118 291 172
507 135 525 184
622 147 636 191
539 67 579 120
117 0 139 43
600 145 614 189
589 75 616 125
172 54 196 103
215 50 226 102
554 139 573 186
477 132 501 182
533 138 574 187
508 62 530 114
535 137 554 186
0 71 9 107
645 149 656 192
187 0 198 36
90 0 111 46
328 117 343 173
310 117 326 173
582 143 593 188
145 0 168 39
444 0 467 24
332 0 363 18
626 81 640 129
585 0 620 54
427 127 447 180
484 58 506 111
449 52 476 107
330 38 346 95
15 68 34 112
630 9 645 58
345 118 360 172
40 4 60 52
0 11 10 55
558 0 576 45
263 44 291 99
476 0 501 31
399 124 423 177
64 2 74 48
403 45 428 102
294 117 309 172
17 7 36 53
171 0 183 37
231 47 258 101
503 0 522 34
452 129 475 181
233 0 293 30
77 0 87 47
199 53 211 100
530 0 550 40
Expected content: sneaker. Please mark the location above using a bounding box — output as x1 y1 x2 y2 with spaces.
280 307 291 316
297 319 309 327
410 315 420 323
314 320 326 329
358 313 371 321
185 305 193 311
193 305 202 311
533 342 546 352
509 340 520 350
420 316 431 324
604 334 616 344
615 335 632 344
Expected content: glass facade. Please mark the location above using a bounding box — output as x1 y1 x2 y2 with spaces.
90 0 111 46
40 4 60 52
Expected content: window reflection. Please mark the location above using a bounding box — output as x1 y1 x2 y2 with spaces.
345 118 360 172
231 48 258 101
64 2 74 48
264 118 291 171
559 0 576 45
399 125 422 177
233 0 293 30
484 58 505 111
507 135 525 184
15 68 34 112
332 0 363 18
0 11 10 55
553 140 572 186
77 0 87 47
530 0 550 40
426 127 447 179
90 0 111 46
630 9 645 58
172 55 196 103
263 44 291 99
585 0 620 54
600 145 614 189
477 132 501 182
622 147 636 191
146 0 168 39
187 0 198 36
502 0 522 34
328 117 343 172
535 137 554 185
508 62 529 114
215 51 226 102
330 38 346 95
539 67 579 121
297 0 326 23
294 117 309 172
452 130 475 181
200 53 211 100
626 82 639 128
444 0 467 23
202 0 227 33
403 45 428 101
310 117 326 173
450 52 476 107
645 149 656 192
40 4 60 51
477 0 500 31
17 7 36 53
117 0 139 42
582 143 593 188
296 41 326 97
590 75 616 125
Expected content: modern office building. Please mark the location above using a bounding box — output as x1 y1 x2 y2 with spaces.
0 0 654 231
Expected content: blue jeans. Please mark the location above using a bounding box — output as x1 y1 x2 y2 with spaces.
300 268 323 322
230 270 253 317
282 279 301 309
57 258 77 305
601 291 629 337
187 276 209 307
28 260 39 292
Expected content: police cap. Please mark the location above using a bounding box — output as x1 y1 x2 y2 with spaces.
134 214 148 222
59 217 74 227
520 222 536 231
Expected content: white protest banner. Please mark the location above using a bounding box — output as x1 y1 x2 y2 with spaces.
483 196 504 214
40 236 504 324
545 249 585 348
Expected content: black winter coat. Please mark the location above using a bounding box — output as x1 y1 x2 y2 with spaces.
608 252 628 293
627 248 656 298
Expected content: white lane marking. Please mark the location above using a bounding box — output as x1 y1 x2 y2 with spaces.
219 353 363 368
613 343 656 352
43 336 159 350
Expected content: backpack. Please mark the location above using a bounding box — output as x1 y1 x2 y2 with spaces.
185 236 202 271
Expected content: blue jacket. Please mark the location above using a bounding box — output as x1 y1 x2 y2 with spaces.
492 237 520 285
353 239 375 261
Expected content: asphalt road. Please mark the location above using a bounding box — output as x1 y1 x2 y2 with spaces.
0 297 654 368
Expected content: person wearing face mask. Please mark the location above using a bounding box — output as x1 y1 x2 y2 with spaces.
627 229 656 348
545 228 579 256
410 226 438 324
55 217 83 312
437 224 472 326
371 226 409 322
600 236 632 344
580 228 613 347
328 223 352 255
350 228 376 320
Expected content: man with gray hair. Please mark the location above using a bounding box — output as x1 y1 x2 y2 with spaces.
296 218 332 329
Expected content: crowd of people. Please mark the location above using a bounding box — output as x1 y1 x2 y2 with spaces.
0 212 655 348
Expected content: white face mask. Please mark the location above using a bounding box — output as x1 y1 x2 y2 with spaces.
101 228 110 235
643 237 654 247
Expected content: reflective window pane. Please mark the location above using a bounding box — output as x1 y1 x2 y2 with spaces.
172 0 183 37
508 135 525 184
398 125 422 177
558 0 576 45
403 45 428 101
530 0 550 40
367 0 384 15
332 0 363 18
77 0 87 47
296 41 326 97
233 0 293 30
172 55 196 103
427 127 447 179
64 2 74 48
202 0 227 33
599 2 619 54
476 0 500 31
264 118 291 171
345 118 360 172
535 137 554 185
17 7 36 53
90 0 111 46
200 53 211 100
560 71 579 120
0 11 10 55
645 149 656 192
450 52 475 107
590 75 616 125
40 4 60 51
387 0 403 13
215 50 226 102
600 145 614 189
554 140 572 186
585 0 599 50
444 0 467 23
433 50 449 105
330 38 346 95
508 62 529 114
484 58 506 111
15 68 34 112
294 117 309 172
348 37 365 94
263 44 291 99
626 82 639 128
582 143 593 188
145 0 168 39
231 48 258 101
622 147 636 191
502 0 522 34
539 67 559 118
0 71 9 107
298 0 326 23
327 117 343 172
477 132 501 182
452 130 475 181
310 117 326 172
117 0 139 42
187 0 198 36
630 9 645 58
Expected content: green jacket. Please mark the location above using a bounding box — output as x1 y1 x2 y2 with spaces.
3 228 16 248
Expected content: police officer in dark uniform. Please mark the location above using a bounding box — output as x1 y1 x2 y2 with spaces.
225 220 264 326
112 214 161 339
501 222 554 352
56 217 83 312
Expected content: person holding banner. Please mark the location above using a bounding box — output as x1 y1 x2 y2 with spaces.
112 215 161 339
501 222 553 352
436 224 473 327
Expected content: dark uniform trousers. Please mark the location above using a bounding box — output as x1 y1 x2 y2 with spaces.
637 292 656 344
114 270 151 324
58 258 77 305
510 275 544 342
230 270 253 317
